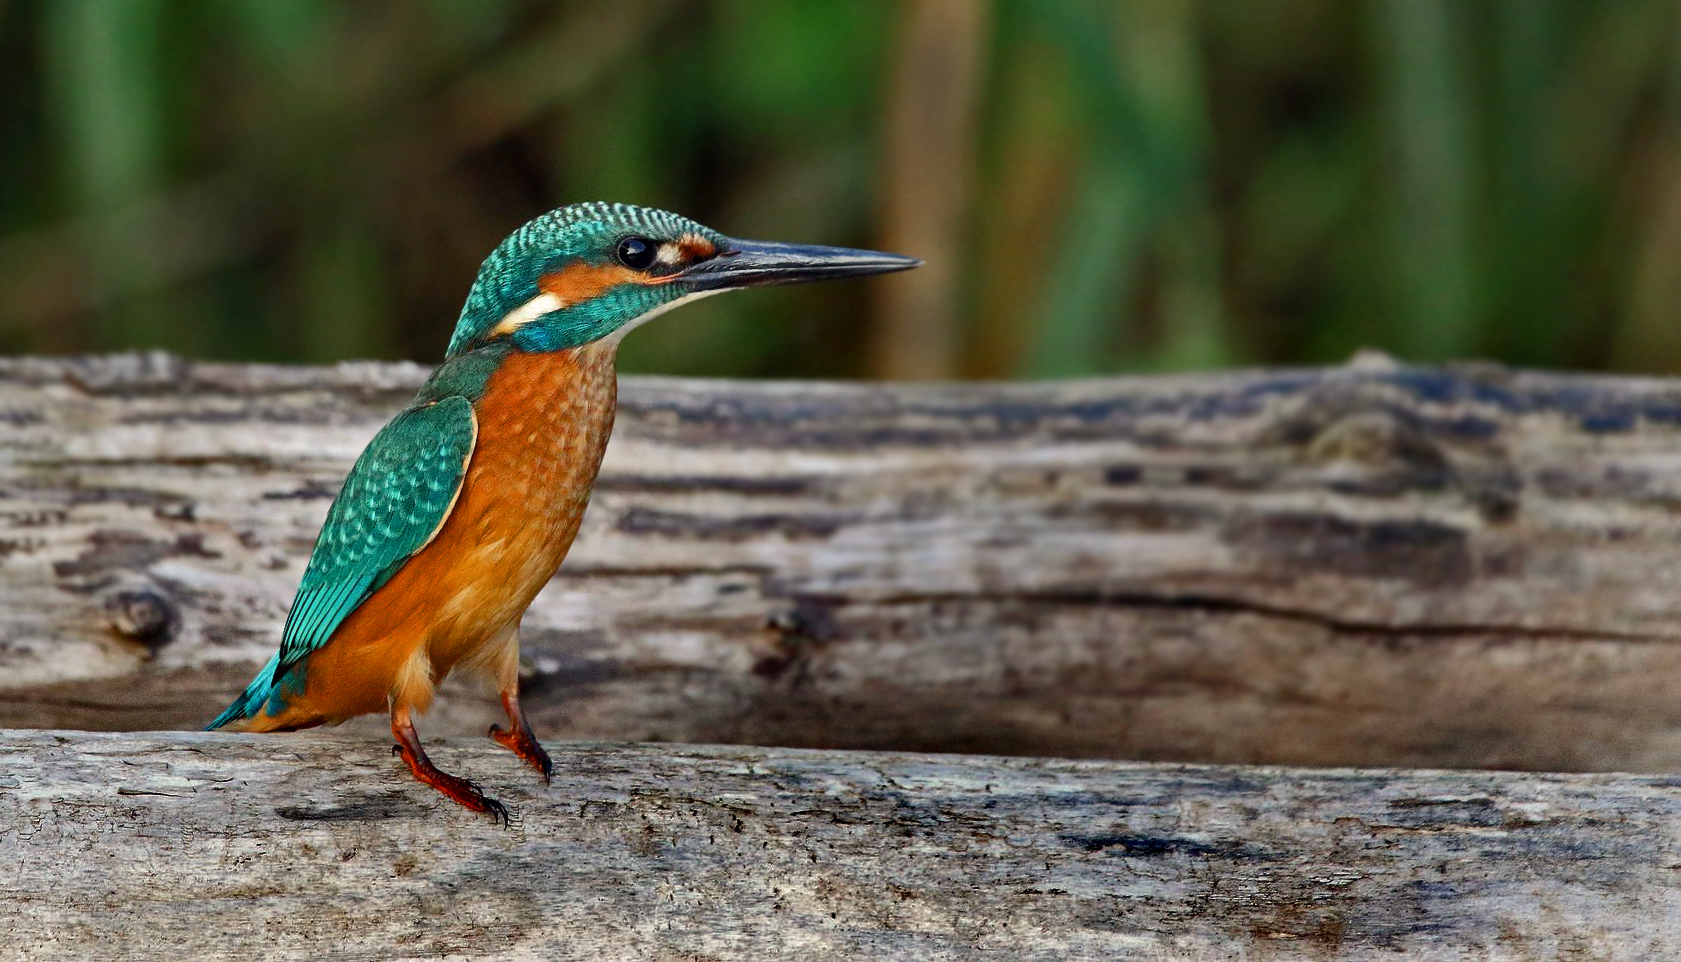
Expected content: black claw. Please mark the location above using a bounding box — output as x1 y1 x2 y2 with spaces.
445 776 511 828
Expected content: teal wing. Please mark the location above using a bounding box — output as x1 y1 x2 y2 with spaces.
275 396 478 676
208 396 476 730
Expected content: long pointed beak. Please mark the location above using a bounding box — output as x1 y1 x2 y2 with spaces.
681 238 922 292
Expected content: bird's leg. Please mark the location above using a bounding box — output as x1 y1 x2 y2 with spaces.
490 686 553 784
390 705 510 825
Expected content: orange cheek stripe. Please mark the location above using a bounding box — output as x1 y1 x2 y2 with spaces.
538 262 643 304
537 262 684 305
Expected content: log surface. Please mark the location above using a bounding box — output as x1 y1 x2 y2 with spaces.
3 728 1679 962
6 353 1681 770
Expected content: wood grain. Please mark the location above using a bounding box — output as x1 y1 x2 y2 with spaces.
6 353 1681 772
3 728 1679 961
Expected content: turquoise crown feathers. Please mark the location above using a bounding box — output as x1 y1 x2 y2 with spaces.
446 202 723 358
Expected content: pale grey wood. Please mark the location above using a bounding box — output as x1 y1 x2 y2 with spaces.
6 353 1681 771
1 728 1678 962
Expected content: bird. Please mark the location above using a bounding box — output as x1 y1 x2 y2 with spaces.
209 202 920 822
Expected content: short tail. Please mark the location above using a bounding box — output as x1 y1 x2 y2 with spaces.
206 651 284 731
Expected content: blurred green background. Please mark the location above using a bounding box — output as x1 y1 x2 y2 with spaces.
3 0 1681 379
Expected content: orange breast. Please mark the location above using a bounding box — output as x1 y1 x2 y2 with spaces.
260 343 619 728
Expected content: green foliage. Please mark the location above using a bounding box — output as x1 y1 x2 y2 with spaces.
2 0 1679 376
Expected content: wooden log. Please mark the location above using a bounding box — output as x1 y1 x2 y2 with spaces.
3 727 1679 961
6 353 1681 771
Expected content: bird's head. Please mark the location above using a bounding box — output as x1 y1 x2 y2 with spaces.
446 202 920 358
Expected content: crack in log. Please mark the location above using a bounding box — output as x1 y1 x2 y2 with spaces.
793 588 1669 645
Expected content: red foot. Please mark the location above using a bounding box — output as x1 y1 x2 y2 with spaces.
491 720 553 784
391 742 511 826
491 691 553 784
390 709 510 826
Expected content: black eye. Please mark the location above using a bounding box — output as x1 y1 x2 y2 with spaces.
615 236 657 270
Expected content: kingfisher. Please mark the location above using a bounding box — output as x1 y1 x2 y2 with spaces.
209 202 919 821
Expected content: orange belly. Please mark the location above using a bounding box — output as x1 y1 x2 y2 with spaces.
252 343 618 729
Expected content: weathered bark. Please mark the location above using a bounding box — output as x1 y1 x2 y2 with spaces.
6 353 1681 771
2 728 1679 962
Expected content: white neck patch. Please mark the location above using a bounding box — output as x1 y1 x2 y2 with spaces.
491 292 567 338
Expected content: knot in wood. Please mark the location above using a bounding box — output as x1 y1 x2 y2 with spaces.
755 599 842 680
105 589 179 649
1304 409 1447 473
